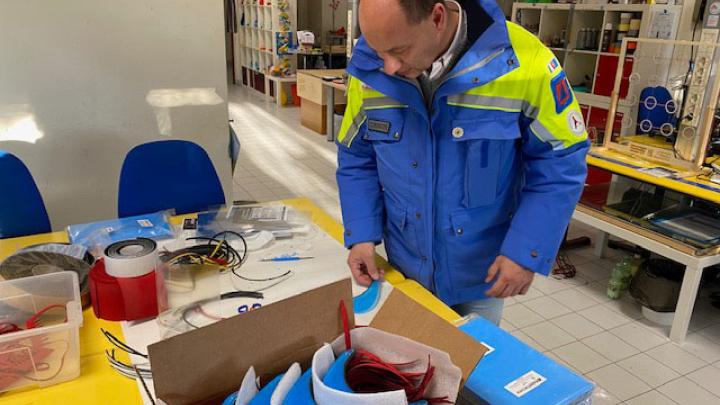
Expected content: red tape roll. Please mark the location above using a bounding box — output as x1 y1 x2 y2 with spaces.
89 259 159 321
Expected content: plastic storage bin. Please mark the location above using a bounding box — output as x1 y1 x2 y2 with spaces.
0 272 83 393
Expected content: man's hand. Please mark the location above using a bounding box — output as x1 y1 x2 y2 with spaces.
485 255 535 298
347 242 384 286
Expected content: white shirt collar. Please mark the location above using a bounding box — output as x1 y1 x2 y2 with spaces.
427 0 466 81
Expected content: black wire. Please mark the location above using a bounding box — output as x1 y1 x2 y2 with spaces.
106 349 152 375
231 267 292 282
134 365 157 405
102 328 148 358
220 290 264 300
181 306 201 329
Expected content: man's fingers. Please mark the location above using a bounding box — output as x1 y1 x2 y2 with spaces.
364 255 381 280
485 277 508 297
350 264 373 286
504 284 522 298
485 261 500 283
519 282 531 295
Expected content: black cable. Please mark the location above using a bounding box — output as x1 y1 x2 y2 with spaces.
220 290 264 300
231 267 292 282
181 306 201 330
135 365 157 405
101 328 148 359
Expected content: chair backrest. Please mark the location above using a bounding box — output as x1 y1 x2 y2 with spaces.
118 140 226 218
0 151 51 238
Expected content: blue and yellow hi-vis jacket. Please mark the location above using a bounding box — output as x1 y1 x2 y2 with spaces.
336 0 589 305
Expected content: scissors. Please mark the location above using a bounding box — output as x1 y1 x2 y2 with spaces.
238 303 262 314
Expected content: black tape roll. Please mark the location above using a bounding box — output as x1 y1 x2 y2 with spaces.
0 243 94 307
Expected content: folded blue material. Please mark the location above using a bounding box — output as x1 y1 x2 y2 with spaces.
283 368 315 405
322 349 354 392
353 281 382 314
222 391 238 405
460 317 594 405
248 373 285 405
68 211 174 247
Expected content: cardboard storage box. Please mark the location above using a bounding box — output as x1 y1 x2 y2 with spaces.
296 69 345 105
300 99 326 134
300 99 346 135
297 69 346 134
148 279 487 405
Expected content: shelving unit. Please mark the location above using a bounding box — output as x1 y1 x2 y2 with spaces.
235 0 298 104
512 2 683 141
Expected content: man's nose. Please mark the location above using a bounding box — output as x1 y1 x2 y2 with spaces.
383 56 402 76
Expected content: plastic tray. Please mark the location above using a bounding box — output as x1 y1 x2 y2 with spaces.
0 272 83 393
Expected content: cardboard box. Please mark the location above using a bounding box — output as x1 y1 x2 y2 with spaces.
300 99 326 134
296 69 345 105
148 279 487 405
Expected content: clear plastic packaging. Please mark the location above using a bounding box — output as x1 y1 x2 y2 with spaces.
196 204 318 250
67 210 176 256
0 272 83 393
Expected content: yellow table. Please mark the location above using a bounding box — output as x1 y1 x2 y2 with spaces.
588 149 720 204
0 198 460 403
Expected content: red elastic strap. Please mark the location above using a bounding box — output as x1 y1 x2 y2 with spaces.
339 300 352 350
25 304 67 329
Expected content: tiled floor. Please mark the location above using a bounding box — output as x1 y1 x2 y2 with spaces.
228 85 720 404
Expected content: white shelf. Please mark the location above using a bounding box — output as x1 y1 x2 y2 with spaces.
577 92 635 109
598 51 635 58
515 3 681 12
570 49 600 55
235 0 299 89
513 0 683 137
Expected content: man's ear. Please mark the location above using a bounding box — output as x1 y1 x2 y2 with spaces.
430 3 446 31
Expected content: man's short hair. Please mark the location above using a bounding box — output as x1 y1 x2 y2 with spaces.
399 0 444 23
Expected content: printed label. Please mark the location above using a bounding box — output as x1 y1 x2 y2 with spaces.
367 119 391 134
547 58 560 74
137 219 154 228
505 370 547 398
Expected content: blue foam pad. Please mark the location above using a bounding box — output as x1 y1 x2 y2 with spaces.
248 373 285 405
460 317 594 404
222 391 238 405
283 368 315 405
322 350 354 392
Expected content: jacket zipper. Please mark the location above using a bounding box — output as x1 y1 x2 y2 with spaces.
375 47 506 294
429 46 506 294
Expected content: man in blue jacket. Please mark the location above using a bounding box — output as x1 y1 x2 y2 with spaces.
336 0 589 324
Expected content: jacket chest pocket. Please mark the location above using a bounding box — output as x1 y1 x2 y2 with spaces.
363 108 408 181
451 116 520 208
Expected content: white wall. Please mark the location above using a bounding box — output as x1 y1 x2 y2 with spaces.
0 0 232 229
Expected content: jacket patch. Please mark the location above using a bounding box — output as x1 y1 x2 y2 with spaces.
367 119 391 134
551 71 573 114
547 58 560 74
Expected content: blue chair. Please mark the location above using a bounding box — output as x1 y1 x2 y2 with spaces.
0 151 51 238
118 140 226 217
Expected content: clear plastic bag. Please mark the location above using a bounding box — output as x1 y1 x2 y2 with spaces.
67 210 175 256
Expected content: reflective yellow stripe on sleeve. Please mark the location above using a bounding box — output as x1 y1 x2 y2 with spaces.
337 76 366 147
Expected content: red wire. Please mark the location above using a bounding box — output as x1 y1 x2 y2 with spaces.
25 304 67 329
337 300 450 403
339 300 351 351
196 305 224 321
